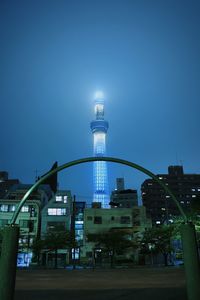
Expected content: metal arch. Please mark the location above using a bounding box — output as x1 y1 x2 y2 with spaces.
10 156 187 225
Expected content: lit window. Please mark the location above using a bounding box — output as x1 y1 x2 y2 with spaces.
47 208 66 215
169 219 173 223
156 221 161 224
180 201 184 204
198 188 200 192
63 196 68 203
148 183 153 186
75 221 83 225
21 206 29 212
0 204 8 212
191 188 196 192
56 196 62 202
192 195 196 198
9 205 16 212
166 195 170 198
159 177 163 180
161 208 166 211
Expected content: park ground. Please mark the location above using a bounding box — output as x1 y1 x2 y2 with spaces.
15 266 187 300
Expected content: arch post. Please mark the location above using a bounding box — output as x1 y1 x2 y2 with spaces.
180 222 200 300
0 225 19 300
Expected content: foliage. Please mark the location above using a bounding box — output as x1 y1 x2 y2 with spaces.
32 230 73 268
140 225 175 266
87 229 134 267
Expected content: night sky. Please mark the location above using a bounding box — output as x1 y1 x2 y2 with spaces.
1 0 200 204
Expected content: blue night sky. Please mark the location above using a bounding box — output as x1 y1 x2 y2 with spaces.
1 0 200 204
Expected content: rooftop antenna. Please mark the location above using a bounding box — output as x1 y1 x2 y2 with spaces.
34 169 40 182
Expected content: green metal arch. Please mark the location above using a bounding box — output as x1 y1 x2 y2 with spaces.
10 156 187 225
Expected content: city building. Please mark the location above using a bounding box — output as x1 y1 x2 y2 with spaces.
0 183 52 266
74 201 85 246
110 178 138 208
82 205 151 264
41 190 72 235
141 165 200 225
0 171 20 198
70 200 86 263
40 190 72 267
90 91 109 208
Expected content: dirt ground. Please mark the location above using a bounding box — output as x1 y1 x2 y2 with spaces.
14 266 187 300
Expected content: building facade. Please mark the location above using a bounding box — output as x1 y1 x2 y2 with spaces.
141 165 200 225
0 171 20 198
0 183 52 266
110 178 138 208
40 190 72 267
82 205 151 263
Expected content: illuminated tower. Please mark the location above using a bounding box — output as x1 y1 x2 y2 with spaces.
90 91 109 208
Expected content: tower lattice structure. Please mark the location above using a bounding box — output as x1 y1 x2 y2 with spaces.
90 92 109 208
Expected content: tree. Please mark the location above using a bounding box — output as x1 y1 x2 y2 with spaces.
43 230 72 268
31 238 45 265
140 225 175 266
32 230 73 268
87 229 134 267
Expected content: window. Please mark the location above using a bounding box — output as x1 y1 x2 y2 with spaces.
19 220 29 228
87 216 93 221
55 196 62 202
120 216 130 224
63 196 68 203
47 208 66 215
111 216 115 221
0 205 8 212
94 216 102 224
9 205 16 212
21 206 29 212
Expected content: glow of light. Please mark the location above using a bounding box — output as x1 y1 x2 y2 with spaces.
95 103 104 115
94 91 104 99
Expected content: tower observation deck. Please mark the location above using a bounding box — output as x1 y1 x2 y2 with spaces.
90 92 109 208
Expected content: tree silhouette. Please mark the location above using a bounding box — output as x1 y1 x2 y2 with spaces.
32 230 74 268
87 229 134 267
140 225 174 266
